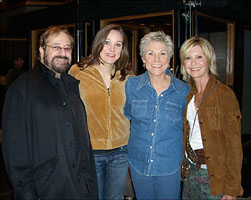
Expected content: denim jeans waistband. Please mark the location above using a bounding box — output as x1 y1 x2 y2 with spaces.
93 145 127 154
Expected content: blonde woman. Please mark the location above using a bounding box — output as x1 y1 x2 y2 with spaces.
180 36 243 199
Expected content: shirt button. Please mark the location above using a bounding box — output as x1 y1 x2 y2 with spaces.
150 146 152 149
155 105 158 109
66 122 70 126
153 119 156 122
160 94 163 97
151 132 154 136
62 101 67 106
150 160 153 163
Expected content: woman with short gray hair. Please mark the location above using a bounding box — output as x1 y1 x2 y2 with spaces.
124 31 189 199
139 31 174 59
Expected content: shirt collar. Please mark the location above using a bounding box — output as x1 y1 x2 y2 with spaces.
137 69 180 94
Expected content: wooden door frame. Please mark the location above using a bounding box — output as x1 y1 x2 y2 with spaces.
194 11 235 86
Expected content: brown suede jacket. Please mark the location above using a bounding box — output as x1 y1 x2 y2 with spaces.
69 64 130 150
183 75 243 196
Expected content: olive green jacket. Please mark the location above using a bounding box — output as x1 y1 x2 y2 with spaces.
69 64 130 150
183 75 243 196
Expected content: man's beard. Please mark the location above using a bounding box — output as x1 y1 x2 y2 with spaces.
44 55 71 74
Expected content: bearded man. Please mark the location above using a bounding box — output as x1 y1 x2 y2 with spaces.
1 25 98 199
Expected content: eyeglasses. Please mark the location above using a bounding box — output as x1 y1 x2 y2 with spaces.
45 45 72 53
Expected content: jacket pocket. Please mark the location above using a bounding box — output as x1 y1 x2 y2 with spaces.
33 157 58 179
206 106 221 130
78 168 91 194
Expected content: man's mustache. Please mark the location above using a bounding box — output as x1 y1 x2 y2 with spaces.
53 56 69 61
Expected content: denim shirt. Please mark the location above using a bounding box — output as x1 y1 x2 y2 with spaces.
124 69 189 176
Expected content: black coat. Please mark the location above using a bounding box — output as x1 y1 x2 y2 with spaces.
2 62 98 199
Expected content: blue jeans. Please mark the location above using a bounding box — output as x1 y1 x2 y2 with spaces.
94 145 128 200
130 165 181 200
